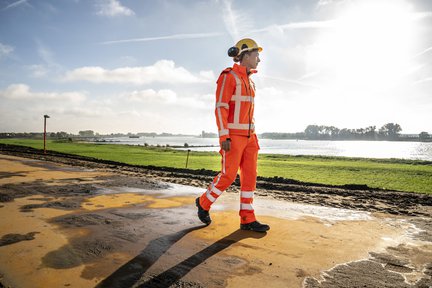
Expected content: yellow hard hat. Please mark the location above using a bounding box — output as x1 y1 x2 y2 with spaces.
228 38 263 57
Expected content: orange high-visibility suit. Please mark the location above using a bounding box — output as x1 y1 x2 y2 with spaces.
199 63 259 224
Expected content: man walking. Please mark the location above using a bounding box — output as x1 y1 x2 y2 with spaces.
196 38 270 233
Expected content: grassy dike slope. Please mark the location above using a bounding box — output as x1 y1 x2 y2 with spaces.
1 138 431 194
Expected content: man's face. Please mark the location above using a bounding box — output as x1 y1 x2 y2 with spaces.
244 50 260 70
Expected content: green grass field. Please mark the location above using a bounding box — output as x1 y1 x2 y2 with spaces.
1 138 432 194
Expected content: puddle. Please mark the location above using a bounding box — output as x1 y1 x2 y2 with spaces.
380 218 429 248
95 182 203 197
208 193 372 223
93 183 371 223
84 183 203 210
89 183 373 224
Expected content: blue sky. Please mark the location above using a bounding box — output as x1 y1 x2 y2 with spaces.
1 0 431 134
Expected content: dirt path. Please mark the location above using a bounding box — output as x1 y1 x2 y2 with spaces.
1 144 431 218
0 147 431 287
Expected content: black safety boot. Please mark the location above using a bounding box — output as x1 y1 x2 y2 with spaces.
195 197 211 225
240 221 270 232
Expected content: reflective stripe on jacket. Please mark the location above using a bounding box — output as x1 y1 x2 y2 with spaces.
215 63 256 142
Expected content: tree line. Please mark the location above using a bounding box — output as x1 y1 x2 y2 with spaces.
1 123 431 142
0 130 195 139
261 123 431 141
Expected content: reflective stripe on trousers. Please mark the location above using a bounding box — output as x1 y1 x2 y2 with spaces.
199 134 259 224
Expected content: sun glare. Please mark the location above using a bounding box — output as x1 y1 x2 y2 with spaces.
309 0 416 93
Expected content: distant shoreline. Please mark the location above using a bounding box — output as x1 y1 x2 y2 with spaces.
91 136 432 143
1 134 431 143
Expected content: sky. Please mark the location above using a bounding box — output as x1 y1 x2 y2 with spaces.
0 0 431 135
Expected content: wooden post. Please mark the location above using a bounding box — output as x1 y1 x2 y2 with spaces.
43 115 50 154
185 149 191 168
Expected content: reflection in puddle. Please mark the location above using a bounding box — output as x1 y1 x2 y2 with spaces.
93 182 374 223
82 193 195 211
95 182 203 197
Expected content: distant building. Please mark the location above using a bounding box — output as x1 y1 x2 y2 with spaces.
201 131 218 138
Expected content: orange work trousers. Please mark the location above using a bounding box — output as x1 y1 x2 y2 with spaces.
199 134 259 224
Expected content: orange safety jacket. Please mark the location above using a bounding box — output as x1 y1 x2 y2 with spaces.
215 63 256 142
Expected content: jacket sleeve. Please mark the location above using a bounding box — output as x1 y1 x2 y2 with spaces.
215 72 235 143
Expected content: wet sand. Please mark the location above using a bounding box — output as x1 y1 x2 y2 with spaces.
0 154 431 287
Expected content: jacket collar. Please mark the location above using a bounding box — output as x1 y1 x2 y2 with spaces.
233 63 249 77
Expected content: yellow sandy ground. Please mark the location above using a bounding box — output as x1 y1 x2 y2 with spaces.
0 154 110 185
189 212 403 287
82 193 195 210
0 197 97 288
1 154 426 288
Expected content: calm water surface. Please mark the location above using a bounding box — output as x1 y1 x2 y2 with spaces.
96 137 432 161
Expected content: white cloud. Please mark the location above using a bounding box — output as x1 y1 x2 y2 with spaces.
63 60 211 85
176 95 209 110
125 88 210 110
28 65 49 78
127 89 177 103
411 11 432 21
0 43 14 60
317 0 333 6
48 106 113 117
254 86 306 132
199 70 216 82
95 0 134 17
0 84 86 103
316 0 344 7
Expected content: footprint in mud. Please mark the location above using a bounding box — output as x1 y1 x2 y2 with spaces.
370 252 414 273
0 232 40 247
163 221 181 225
0 193 13 203
42 239 115 269
41 245 83 269
20 200 81 212
52 213 115 227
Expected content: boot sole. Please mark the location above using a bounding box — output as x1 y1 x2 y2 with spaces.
240 227 269 233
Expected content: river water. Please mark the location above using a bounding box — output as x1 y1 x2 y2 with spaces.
95 136 432 161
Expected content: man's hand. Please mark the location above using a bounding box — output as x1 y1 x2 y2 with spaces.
221 139 231 152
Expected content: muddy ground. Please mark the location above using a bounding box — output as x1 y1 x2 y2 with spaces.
1 144 431 218
0 144 431 288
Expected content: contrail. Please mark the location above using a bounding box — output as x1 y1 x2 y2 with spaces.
413 77 432 85
261 75 322 89
251 20 336 34
100 32 224 45
1 0 28 11
221 0 241 41
413 46 432 58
